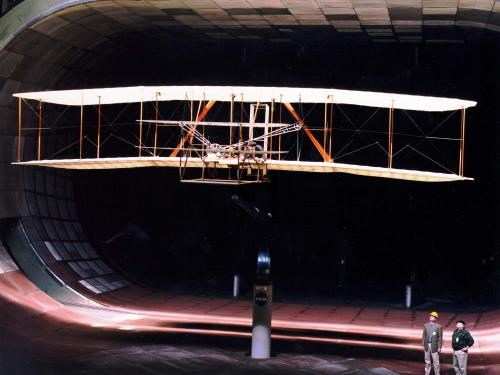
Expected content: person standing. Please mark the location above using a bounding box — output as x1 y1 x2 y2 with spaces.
452 320 474 375
422 311 443 375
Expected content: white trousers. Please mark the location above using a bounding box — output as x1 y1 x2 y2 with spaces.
453 350 468 375
424 344 440 375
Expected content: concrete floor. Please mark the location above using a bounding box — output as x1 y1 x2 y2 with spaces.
64 345 400 375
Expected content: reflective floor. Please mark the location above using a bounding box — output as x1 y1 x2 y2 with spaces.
1 269 499 374
2 333 403 375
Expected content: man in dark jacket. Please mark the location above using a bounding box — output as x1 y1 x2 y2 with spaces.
452 320 474 375
422 311 443 375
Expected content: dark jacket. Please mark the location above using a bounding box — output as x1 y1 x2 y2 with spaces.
422 322 443 353
452 328 474 351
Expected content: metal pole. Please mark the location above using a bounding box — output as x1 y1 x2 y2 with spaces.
405 284 412 309
233 274 240 298
79 100 83 159
139 100 143 157
154 92 159 157
97 96 101 158
388 105 394 169
251 283 273 359
459 107 466 176
17 97 22 162
37 100 42 161
251 249 272 359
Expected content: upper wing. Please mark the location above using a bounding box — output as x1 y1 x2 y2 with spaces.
13 85 476 112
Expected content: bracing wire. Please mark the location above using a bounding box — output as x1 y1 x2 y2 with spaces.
335 142 381 161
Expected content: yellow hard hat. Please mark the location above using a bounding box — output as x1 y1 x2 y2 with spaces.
430 311 439 318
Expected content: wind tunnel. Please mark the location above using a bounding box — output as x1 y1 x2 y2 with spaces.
0 1 500 374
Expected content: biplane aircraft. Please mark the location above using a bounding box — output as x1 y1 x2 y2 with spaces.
12 86 476 184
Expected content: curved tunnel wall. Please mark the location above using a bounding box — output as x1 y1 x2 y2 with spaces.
0 2 160 303
0 1 499 305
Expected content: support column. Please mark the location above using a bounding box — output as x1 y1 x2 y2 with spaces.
251 249 272 359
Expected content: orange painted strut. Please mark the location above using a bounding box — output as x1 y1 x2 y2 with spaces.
388 106 394 169
79 101 83 159
154 92 159 157
138 100 143 157
283 102 333 162
17 97 22 162
170 100 216 157
37 100 42 161
459 107 466 176
97 96 101 158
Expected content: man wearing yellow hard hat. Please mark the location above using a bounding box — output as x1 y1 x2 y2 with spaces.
422 311 443 375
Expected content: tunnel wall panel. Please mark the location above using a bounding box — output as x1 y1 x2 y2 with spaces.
0 242 18 274
3 220 90 303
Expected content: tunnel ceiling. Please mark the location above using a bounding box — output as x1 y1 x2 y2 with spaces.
1 0 499 108
4 0 500 50
33 1 500 42
76 0 500 43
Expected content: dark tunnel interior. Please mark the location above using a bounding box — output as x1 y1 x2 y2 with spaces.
1 3 500 310
72 34 500 304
